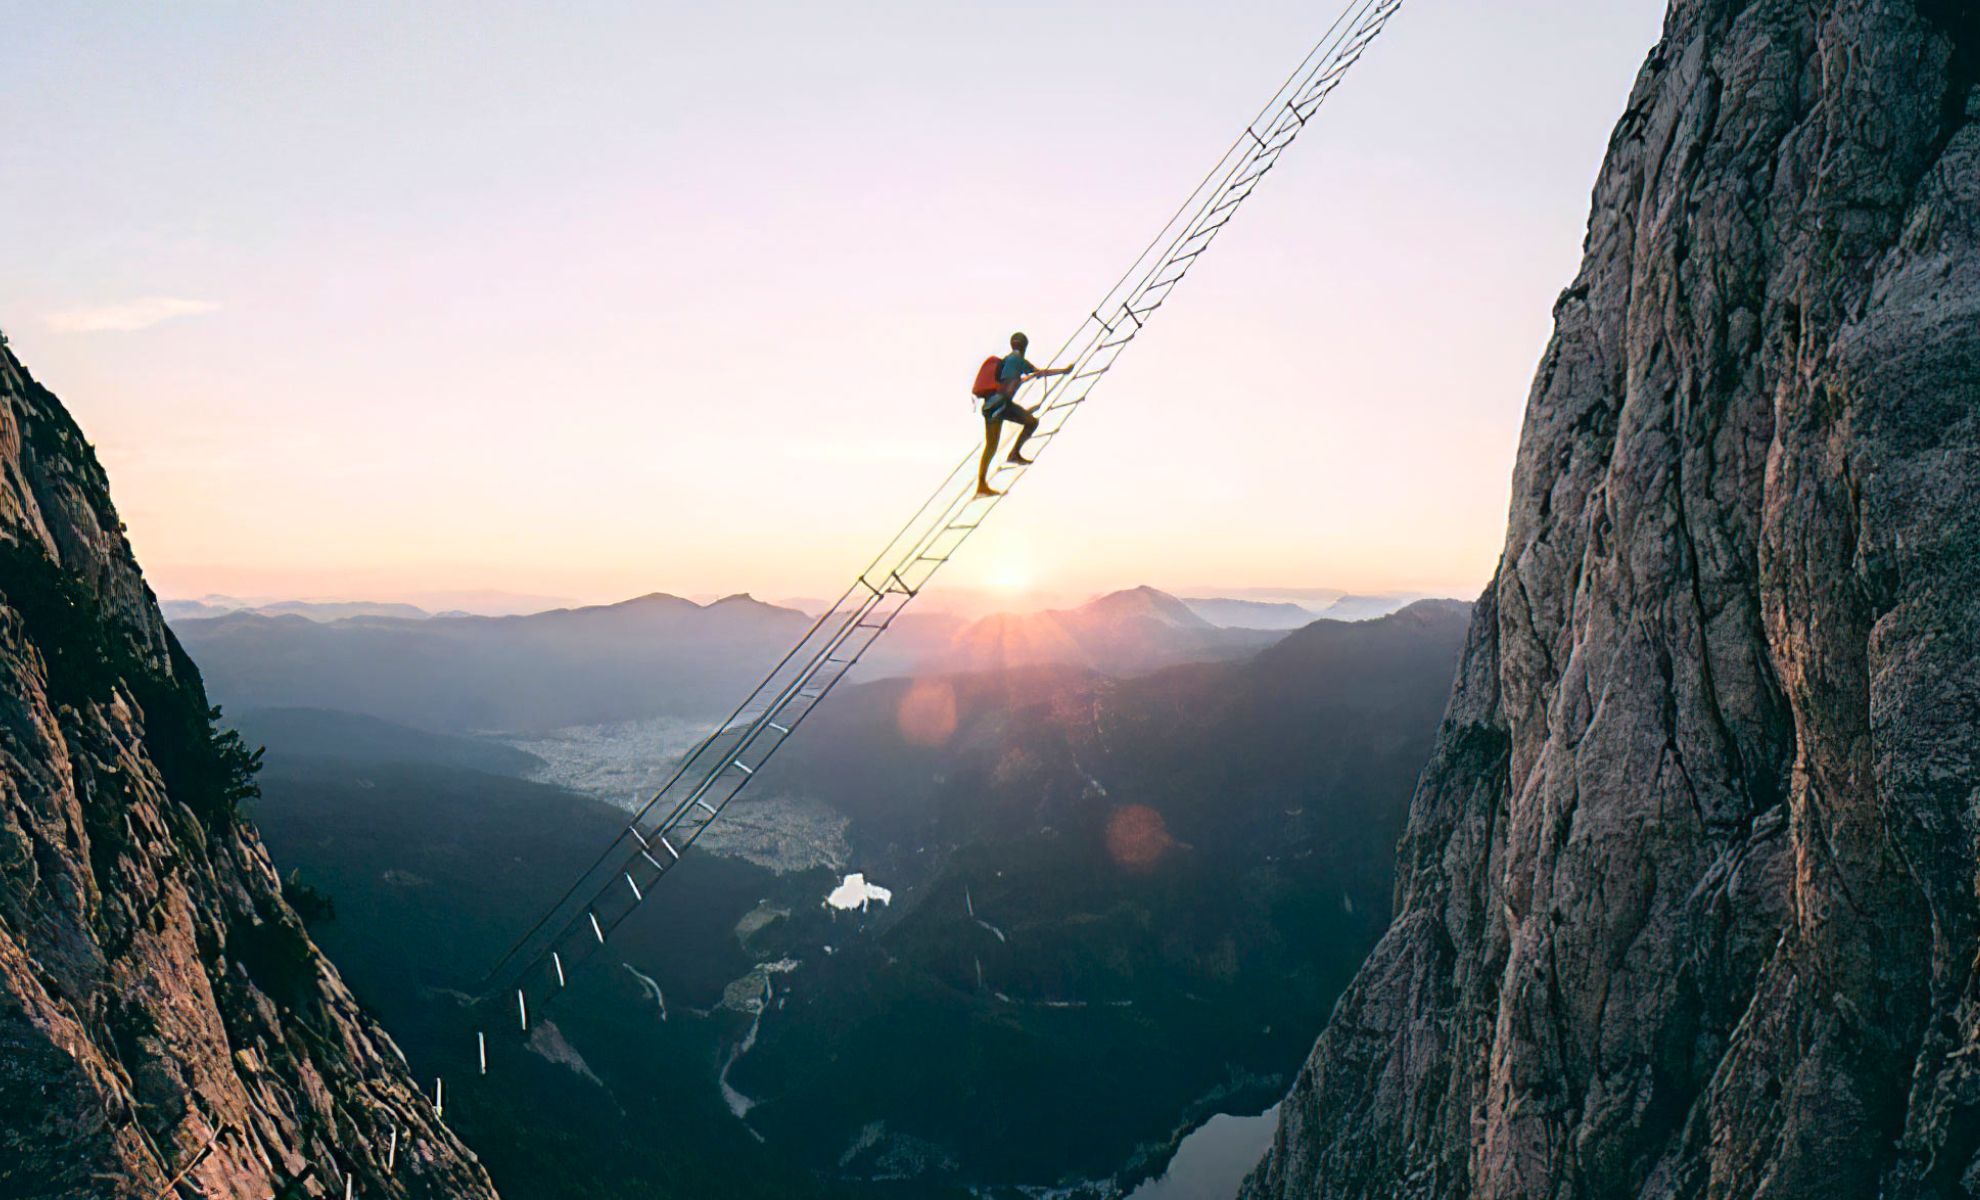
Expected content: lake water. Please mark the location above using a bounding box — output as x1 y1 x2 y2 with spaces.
1125 1104 1279 1200
824 871 893 911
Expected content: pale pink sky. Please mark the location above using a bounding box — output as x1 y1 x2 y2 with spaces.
3 1 1666 609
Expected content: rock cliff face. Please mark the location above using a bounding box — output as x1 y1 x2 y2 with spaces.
0 335 497 1198
1245 0 1980 1196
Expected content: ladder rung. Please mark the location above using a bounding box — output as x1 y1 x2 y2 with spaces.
551 951 566 987
639 849 666 873
588 911 605 943
732 760 755 775
1306 68 1346 100
1317 51 1360 87
694 797 718 815
1185 213 1234 243
1314 57 1359 94
1212 181 1256 210
660 835 680 860
1343 20 1386 51
1099 335 1135 350
946 520 981 531
1208 186 1254 218
1232 160 1275 190
1070 368 1108 382
768 721 790 735
1341 23 1385 57
1129 300 1163 320
914 554 949 564
625 872 643 901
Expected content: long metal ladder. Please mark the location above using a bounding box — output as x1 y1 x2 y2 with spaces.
473 0 1406 1063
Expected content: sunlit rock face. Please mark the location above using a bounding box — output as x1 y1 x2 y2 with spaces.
0 337 498 1198
1244 0 1980 1196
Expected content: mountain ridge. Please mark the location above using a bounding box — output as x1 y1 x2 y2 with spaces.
941 585 1275 676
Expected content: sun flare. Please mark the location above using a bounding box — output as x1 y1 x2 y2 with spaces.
984 554 1034 597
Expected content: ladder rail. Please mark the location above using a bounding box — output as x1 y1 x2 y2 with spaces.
479 0 1406 1032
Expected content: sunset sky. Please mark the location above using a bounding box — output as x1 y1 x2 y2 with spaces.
3 0 1666 611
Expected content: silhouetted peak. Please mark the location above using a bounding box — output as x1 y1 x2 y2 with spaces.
1077 586 1209 628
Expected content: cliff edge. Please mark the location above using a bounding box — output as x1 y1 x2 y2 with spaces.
1246 0 1980 1195
0 334 497 1198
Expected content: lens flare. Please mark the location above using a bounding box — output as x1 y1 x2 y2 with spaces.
1105 804 1175 871
897 678 958 746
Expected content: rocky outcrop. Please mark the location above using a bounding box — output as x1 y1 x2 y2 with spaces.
1245 0 1980 1196
0 333 498 1198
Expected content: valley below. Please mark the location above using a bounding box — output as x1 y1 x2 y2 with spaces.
211 592 1469 1197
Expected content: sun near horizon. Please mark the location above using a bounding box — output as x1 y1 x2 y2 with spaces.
5 0 1665 612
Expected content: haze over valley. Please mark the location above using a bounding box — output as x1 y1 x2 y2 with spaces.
206 585 1471 1196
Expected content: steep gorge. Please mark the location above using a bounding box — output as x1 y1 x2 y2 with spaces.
1245 0 1980 1195
0 335 497 1198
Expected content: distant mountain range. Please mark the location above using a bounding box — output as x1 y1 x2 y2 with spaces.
1181 596 1322 629
160 589 574 619
1311 593 1426 622
174 585 1454 734
1180 592 1443 627
163 596 435 622
173 592 815 732
936 585 1279 674
168 587 1448 632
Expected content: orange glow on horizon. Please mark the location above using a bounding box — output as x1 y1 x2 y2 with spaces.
4 2 1667 610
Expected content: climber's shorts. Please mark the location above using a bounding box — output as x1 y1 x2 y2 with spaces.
983 396 1031 424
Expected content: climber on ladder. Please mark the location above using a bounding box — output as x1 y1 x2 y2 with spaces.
974 331 1070 497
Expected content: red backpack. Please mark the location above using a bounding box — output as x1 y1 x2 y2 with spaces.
971 355 1008 400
